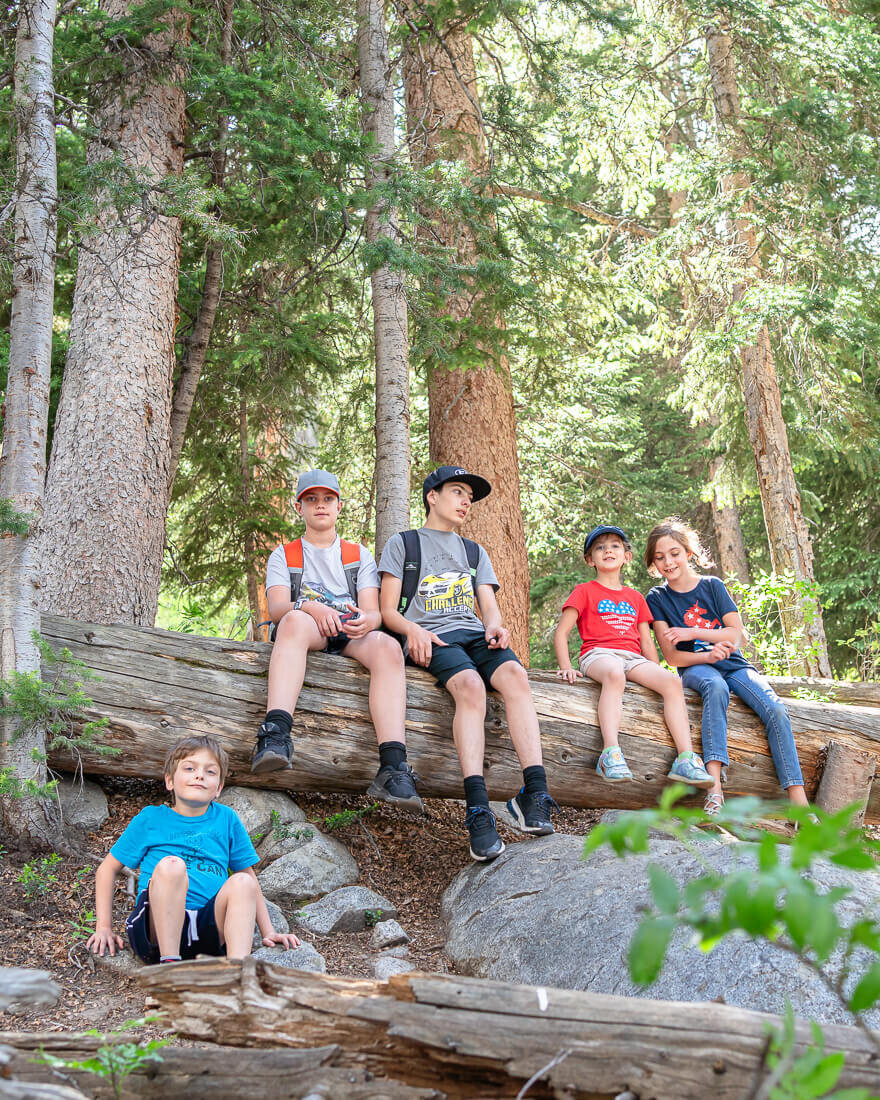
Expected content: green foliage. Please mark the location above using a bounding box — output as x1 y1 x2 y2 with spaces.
17 853 62 898
0 498 32 536
68 909 96 942
37 1016 168 1100
728 572 828 678
364 908 384 928
322 803 378 832
764 1008 874 1100
269 809 313 844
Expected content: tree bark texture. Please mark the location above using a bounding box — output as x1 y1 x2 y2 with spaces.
403 22 530 660
166 0 234 495
815 740 878 824
39 0 189 626
137 960 880 1099
0 0 58 844
40 616 880 821
709 456 751 585
358 0 412 556
705 19 831 676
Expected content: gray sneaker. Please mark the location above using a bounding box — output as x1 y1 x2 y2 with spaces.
251 721 293 774
366 762 424 814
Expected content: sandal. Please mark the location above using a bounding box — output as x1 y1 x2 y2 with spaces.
703 791 724 816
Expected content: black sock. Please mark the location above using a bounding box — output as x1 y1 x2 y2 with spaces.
379 741 407 770
463 774 489 809
265 709 293 736
522 765 548 796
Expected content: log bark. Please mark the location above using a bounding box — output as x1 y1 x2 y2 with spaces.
0 969 59 1012
816 740 878 824
403 20 530 660
771 678 880 708
39 0 189 626
135 959 880 1099
705 19 830 677
0 0 59 845
357 0 412 556
0 1034 435 1099
40 615 880 822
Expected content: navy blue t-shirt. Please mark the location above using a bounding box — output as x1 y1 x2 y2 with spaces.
645 575 752 675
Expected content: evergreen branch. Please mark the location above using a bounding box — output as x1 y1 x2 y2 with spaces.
492 182 658 240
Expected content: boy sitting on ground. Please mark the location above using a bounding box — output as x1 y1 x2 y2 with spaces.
253 469 422 812
379 465 558 862
86 735 300 964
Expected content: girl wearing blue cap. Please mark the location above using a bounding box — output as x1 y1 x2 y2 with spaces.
554 525 714 788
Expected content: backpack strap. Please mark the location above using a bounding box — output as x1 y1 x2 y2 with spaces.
398 529 422 614
461 537 480 585
282 539 304 604
339 539 361 604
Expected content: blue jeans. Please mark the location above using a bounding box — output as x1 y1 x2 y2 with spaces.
680 665 804 789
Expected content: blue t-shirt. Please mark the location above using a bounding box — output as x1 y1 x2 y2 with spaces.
110 802 258 909
645 575 752 675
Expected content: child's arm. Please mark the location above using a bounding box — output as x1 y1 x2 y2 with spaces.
475 584 509 650
554 607 582 683
246 866 301 949
380 573 447 666
340 586 382 639
638 622 660 663
86 853 126 957
664 611 743 649
652 618 734 667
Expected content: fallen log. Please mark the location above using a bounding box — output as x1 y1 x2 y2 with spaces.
135 958 880 1100
0 1034 435 1099
0 969 60 1013
42 615 880 821
771 677 880 708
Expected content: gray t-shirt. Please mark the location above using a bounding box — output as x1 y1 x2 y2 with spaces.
265 537 379 610
378 527 498 637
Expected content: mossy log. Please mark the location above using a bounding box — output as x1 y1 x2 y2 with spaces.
41 615 880 821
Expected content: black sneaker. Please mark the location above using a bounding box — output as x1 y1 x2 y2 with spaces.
250 721 293 774
366 762 424 814
464 805 505 862
506 788 558 836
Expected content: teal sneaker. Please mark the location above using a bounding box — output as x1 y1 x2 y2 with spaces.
667 751 713 789
596 746 633 782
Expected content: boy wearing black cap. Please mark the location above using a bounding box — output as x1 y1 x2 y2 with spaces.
253 470 422 814
553 525 713 788
379 466 557 861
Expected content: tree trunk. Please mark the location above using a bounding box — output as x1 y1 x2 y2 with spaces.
705 18 831 676
39 0 189 626
167 0 235 495
0 0 59 846
403 21 530 661
357 0 412 556
709 456 751 585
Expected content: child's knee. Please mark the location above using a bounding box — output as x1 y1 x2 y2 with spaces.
703 678 730 705
493 660 530 697
275 609 315 644
449 670 486 710
152 856 188 883
598 665 626 692
363 630 404 665
224 871 258 899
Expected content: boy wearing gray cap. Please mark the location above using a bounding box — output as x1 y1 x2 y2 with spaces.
379 466 557 861
253 470 421 813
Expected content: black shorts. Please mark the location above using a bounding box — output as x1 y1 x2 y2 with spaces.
126 887 225 964
423 629 521 687
325 631 351 655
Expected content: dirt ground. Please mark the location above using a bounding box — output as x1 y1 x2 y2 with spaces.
0 777 603 1036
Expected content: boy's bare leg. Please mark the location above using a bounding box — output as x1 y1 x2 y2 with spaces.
626 662 694 753
266 610 327 714
488 661 543 768
148 857 188 957
213 872 259 958
343 632 407 744
584 656 627 747
445 670 488 776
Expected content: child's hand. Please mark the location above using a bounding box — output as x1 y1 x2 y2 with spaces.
556 668 582 684
302 600 344 637
665 626 696 644
87 928 125 957
485 626 510 649
407 623 447 666
340 603 371 638
707 641 734 662
262 931 302 949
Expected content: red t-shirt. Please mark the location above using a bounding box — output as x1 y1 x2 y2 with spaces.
562 581 653 657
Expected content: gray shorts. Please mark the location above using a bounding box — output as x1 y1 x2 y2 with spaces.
579 647 650 676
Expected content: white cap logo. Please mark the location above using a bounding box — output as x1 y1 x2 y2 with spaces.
454 468 465 475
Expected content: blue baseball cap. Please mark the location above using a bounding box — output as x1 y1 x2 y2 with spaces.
296 469 340 501
583 525 630 556
422 465 491 507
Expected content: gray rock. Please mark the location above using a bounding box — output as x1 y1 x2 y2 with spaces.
258 823 318 866
442 832 880 1028
257 833 358 907
251 898 290 950
371 919 409 949
90 948 143 976
378 945 410 959
218 786 306 839
372 955 417 980
251 944 326 973
296 887 397 935
56 774 109 832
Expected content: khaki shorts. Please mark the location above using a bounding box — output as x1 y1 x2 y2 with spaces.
579 647 650 676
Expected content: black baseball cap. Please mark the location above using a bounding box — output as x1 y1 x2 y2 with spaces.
583 525 630 556
422 465 492 507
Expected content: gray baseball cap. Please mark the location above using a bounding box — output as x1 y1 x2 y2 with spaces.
296 469 340 500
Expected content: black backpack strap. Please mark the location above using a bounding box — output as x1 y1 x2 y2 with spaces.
461 537 480 584
398 529 421 614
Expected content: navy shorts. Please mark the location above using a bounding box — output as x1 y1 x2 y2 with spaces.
325 631 351 655
422 629 521 687
126 888 225 964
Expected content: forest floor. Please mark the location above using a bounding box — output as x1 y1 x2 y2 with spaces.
0 776 602 1038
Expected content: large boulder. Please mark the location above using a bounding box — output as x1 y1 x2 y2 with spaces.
218 787 306 840
442 830 880 1028
296 887 397 935
251 943 326 973
257 833 358 907
56 775 109 832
